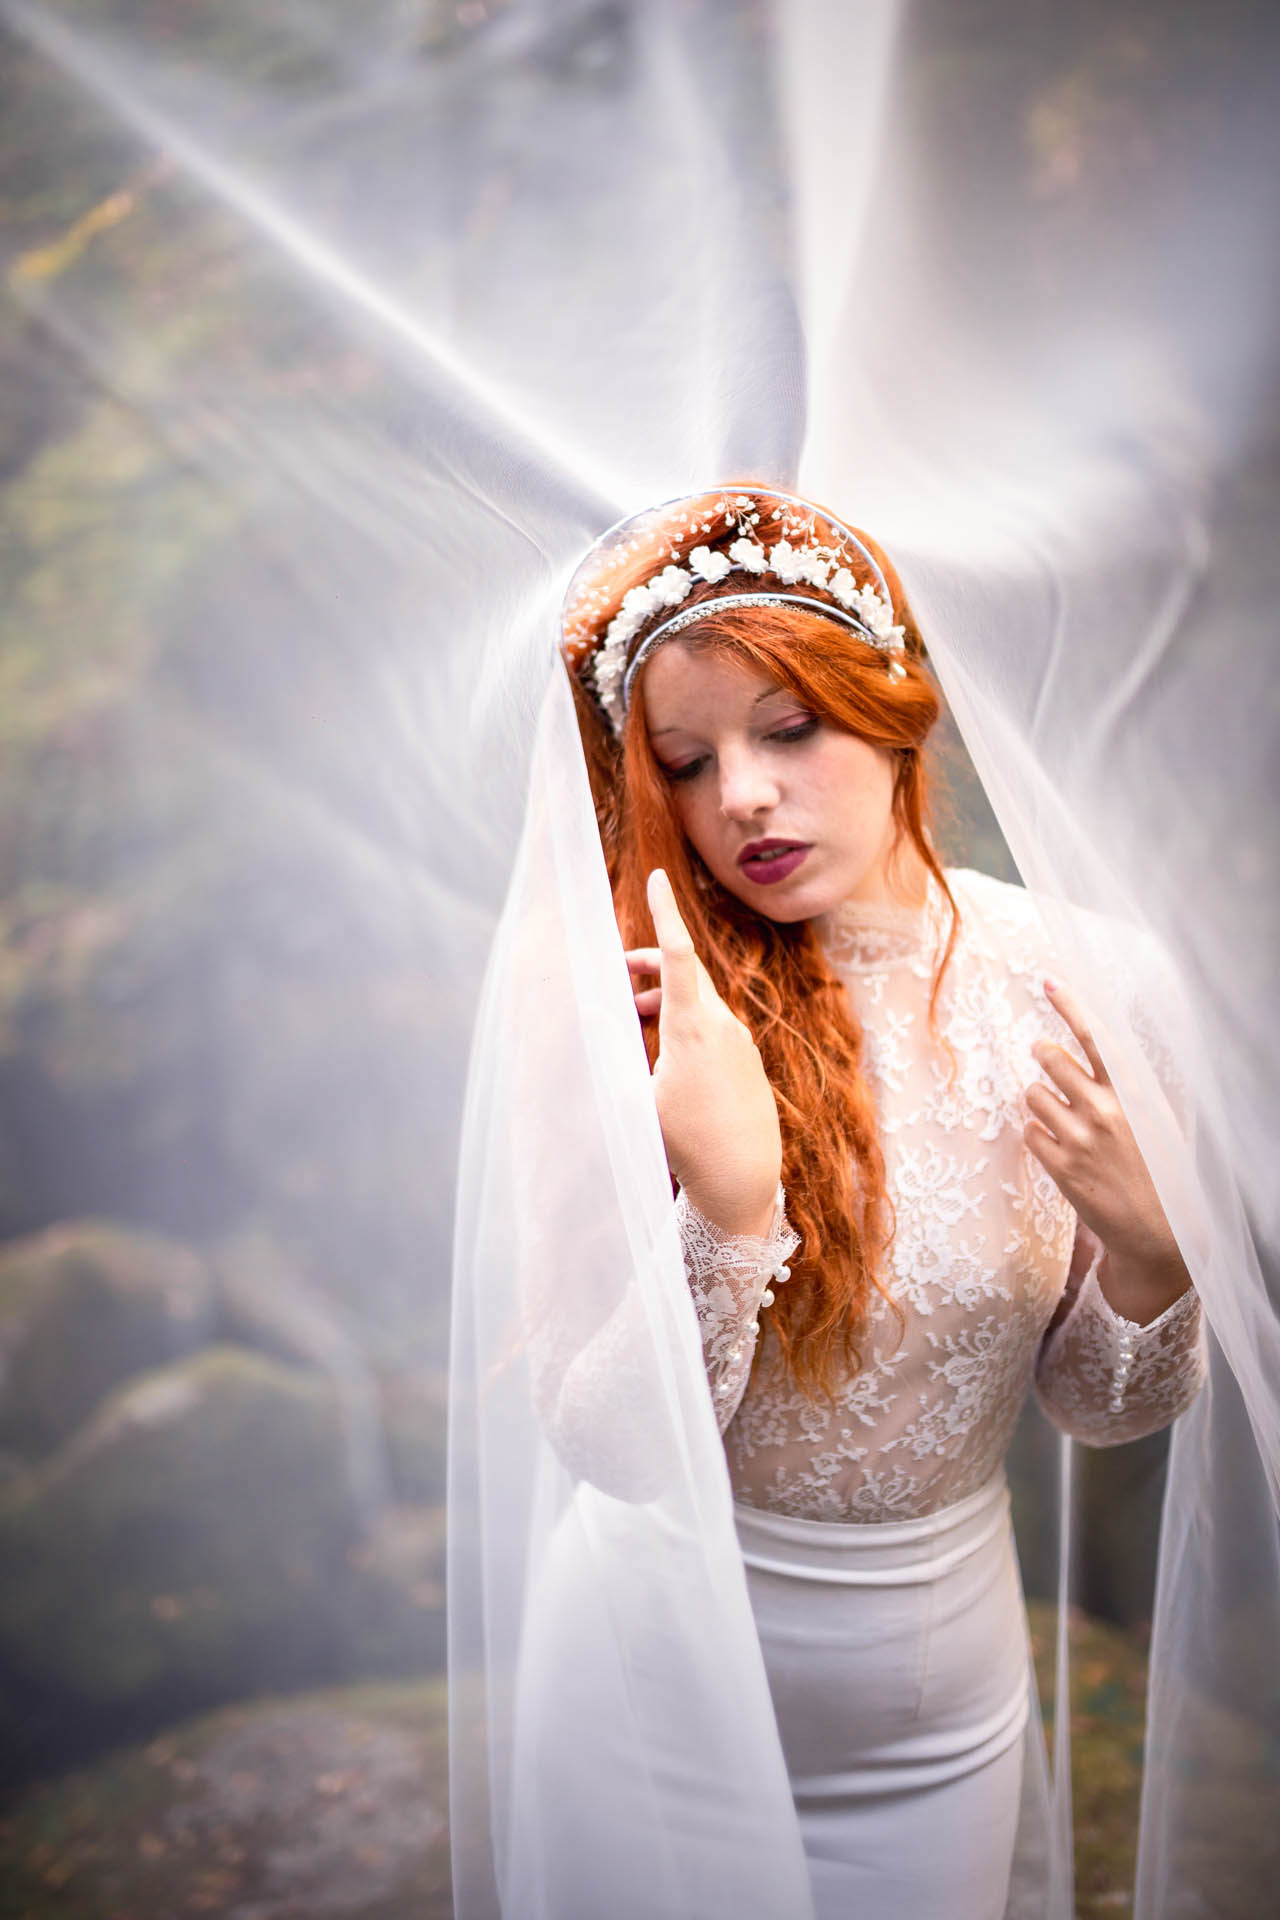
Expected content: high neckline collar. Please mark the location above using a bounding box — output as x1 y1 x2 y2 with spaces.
814 869 950 971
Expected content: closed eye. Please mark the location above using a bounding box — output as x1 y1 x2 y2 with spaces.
659 756 707 784
658 716 817 781
767 715 819 745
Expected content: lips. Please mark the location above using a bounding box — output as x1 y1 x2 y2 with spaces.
737 839 811 886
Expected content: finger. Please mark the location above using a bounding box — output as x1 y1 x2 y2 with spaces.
626 948 662 977
633 986 662 1019
647 868 700 1016
1044 977 1110 1086
1031 1038 1097 1105
1024 1115 1068 1175
1024 1080 1087 1146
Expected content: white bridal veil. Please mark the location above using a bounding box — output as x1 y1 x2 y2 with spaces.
4 1 1277 1915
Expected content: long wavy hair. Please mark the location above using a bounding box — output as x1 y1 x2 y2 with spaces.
566 494 959 1398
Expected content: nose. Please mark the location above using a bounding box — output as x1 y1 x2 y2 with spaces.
717 745 780 821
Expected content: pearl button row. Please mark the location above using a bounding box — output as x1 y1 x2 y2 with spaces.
760 1261 792 1310
714 1260 794 1398
1109 1326 1138 1414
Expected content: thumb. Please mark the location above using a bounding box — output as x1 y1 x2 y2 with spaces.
647 869 700 1021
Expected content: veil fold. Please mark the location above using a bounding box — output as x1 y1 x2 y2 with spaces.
448 666 814 1916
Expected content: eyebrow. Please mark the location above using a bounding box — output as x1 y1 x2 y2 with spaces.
650 688 794 737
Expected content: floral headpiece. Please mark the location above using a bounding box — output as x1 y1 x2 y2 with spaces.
561 489 908 736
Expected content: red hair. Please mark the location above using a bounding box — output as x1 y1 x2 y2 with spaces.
567 494 958 1398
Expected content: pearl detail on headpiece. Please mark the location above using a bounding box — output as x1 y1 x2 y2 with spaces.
562 491 909 736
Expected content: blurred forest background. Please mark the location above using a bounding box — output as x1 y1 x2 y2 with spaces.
0 0 1250 1914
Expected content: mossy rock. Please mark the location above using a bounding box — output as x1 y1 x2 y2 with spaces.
0 1345 357 1715
0 1222 213 1458
342 1504 446 1678
0 1677 452 1919
212 1230 447 1508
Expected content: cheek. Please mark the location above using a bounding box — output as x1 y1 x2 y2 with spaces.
810 745 897 847
671 787 722 868
825 741 894 805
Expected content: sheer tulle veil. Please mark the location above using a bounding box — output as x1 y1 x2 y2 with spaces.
3 1 1277 1914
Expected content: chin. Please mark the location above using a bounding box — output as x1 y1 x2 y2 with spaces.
719 871 847 925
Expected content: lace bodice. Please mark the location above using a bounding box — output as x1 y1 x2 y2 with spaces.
681 868 1206 1524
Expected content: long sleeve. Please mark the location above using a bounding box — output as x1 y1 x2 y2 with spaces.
520 1191 796 1500
1034 1245 1207 1447
525 1276 672 1500
676 1186 799 1432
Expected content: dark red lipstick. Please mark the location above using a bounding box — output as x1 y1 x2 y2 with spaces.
738 839 811 885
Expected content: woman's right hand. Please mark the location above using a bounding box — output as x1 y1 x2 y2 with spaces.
625 868 783 1239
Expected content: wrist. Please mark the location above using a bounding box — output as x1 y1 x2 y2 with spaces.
1096 1245 1192 1326
719 1203 780 1240
679 1184 780 1242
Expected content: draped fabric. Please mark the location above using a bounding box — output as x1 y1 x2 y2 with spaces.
3 2 1277 1915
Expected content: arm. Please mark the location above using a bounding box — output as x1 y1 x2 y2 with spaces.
521 1186 796 1495
628 870 784 1241
626 868 794 1428
1035 1223 1206 1445
1025 981 1207 1441
524 1263 674 1500
677 1184 798 1430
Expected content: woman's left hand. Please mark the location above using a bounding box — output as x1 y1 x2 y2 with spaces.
1024 977 1191 1322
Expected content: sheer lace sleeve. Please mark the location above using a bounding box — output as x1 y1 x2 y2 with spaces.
1035 1243 1207 1446
676 1186 800 1432
526 1274 670 1500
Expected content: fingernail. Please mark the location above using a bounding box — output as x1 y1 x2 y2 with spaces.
1044 974 1062 995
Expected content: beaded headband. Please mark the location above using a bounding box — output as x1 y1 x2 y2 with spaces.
561 488 908 736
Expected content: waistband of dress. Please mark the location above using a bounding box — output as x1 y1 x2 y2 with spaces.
733 1469 1011 1586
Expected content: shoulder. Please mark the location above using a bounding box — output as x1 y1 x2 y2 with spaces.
942 867 1055 973
940 867 1081 1066
944 867 1176 999
945 868 1192 1117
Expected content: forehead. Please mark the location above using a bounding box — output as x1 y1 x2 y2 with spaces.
640 640 792 732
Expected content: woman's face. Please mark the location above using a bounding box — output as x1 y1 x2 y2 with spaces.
640 640 913 923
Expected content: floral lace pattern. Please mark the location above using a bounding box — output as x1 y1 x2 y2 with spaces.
682 869 1207 1523
676 1185 799 1425
1035 1257 1205 1442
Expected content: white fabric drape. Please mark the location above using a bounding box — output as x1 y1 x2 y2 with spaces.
4 1 1276 1915
449 667 813 1916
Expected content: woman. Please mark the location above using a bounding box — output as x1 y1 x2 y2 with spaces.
559 486 1207 1919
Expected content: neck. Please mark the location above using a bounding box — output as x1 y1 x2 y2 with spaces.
846 837 932 911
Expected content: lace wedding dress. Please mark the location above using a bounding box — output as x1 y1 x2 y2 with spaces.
677 867 1206 1918
682 866 1205 1518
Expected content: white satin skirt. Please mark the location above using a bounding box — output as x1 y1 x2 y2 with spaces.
735 1471 1032 1920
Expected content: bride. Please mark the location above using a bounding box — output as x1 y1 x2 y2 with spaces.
557 484 1207 1918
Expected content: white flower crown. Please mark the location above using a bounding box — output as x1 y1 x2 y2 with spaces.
575 497 908 735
